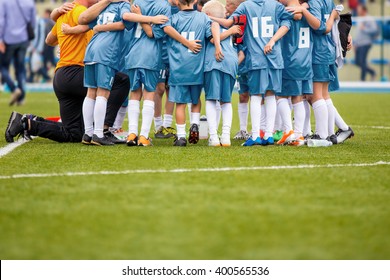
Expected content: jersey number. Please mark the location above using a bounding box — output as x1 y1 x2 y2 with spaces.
252 16 274 38
298 27 310 49
98 12 115 25
135 23 143 38
181 31 196 52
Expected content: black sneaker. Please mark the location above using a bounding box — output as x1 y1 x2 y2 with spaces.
174 137 187 147
104 130 126 144
81 134 92 145
310 134 322 140
327 134 338 145
91 134 114 146
335 127 354 144
188 123 199 144
5 111 24 143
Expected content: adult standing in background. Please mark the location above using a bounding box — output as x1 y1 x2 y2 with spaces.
0 0 36 105
354 5 378 81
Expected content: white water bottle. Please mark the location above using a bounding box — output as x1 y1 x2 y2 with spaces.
307 139 333 147
199 115 208 139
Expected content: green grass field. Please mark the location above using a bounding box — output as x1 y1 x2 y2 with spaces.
0 91 390 260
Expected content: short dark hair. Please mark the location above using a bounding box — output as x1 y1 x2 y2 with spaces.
198 0 211 7
178 0 196 5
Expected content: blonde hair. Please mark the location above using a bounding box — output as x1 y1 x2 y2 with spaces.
202 0 225 19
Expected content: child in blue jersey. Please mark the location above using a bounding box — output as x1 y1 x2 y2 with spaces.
154 0 180 140
287 0 341 144
210 0 293 147
123 0 171 147
162 0 223 147
277 0 312 146
202 1 239 147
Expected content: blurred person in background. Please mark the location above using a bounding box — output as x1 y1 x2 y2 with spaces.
354 5 378 81
0 0 36 105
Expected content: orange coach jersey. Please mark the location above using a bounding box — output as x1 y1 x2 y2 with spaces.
52 2 93 70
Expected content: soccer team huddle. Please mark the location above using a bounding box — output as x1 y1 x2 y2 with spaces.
69 0 355 147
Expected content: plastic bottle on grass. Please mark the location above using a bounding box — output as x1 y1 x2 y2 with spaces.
307 139 333 147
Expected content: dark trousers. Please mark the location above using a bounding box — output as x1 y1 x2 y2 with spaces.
29 66 130 142
355 44 376 81
0 41 29 102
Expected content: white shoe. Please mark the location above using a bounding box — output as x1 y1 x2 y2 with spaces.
220 134 231 147
233 130 249 140
208 136 220 147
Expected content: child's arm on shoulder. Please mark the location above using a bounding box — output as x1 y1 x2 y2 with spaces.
286 4 320 30
93 21 125 34
288 0 303 21
61 23 90 35
130 4 153 38
209 16 234 28
163 26 202 53
221 25 241 41
51 2 75 22
264 25 289 55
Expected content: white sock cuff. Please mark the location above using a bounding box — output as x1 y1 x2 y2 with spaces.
293 101 304 108
312 99 326 110
143 100 154 108
265 95 275 102
96 96 107 102
325 99 333 106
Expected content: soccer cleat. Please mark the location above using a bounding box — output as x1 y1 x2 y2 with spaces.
272 130 283 142
155 126 176 139
261 136 274 146
233 130 249 140
5 111 26 143
289 136 305 147
335 127 354 144
208 137 221 147
104 130 126 144
260 129 265 139
91 134 114 146
220 134 231 147
277 130 296 145
113 128 128 141
327 134 338 145
173 137 187 147
126 133 138 146
242 136 261 146
81 134 92 145
138 135 153 146
188 123 199 144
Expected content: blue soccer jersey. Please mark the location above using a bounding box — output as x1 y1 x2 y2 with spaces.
125 0 171 71
204 27 237 79
281 17 313 80
237 44 248 74
310 0 336 65
161 2 180 65
84 2 130 70
230 0 292 70
164 10 213 86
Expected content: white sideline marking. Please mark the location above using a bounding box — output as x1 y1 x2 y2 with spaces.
351 125 390 130
0 138 30 159
0 161 389 180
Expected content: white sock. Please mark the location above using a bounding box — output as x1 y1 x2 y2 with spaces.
140 100 154 138
128 100 140 135
93 96 107 138
326 99 335 136
163 114 173 128
334 105 349 130
221 103 232 136
191 112 200 125
154 115 163 130
206 100 218 137
274 107 282 131
216 101 221 131
264 95 276 139
238 102 248 131
292 101 304 138
113 106 127 130
260 104 266 132
277 98 292 133
303 99 311 136
312 99 328 139
82 97 95 137
250 95 262 139
176 123 186 139
187 103 192 124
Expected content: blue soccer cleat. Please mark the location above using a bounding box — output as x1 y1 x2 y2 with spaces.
242 136 261 146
